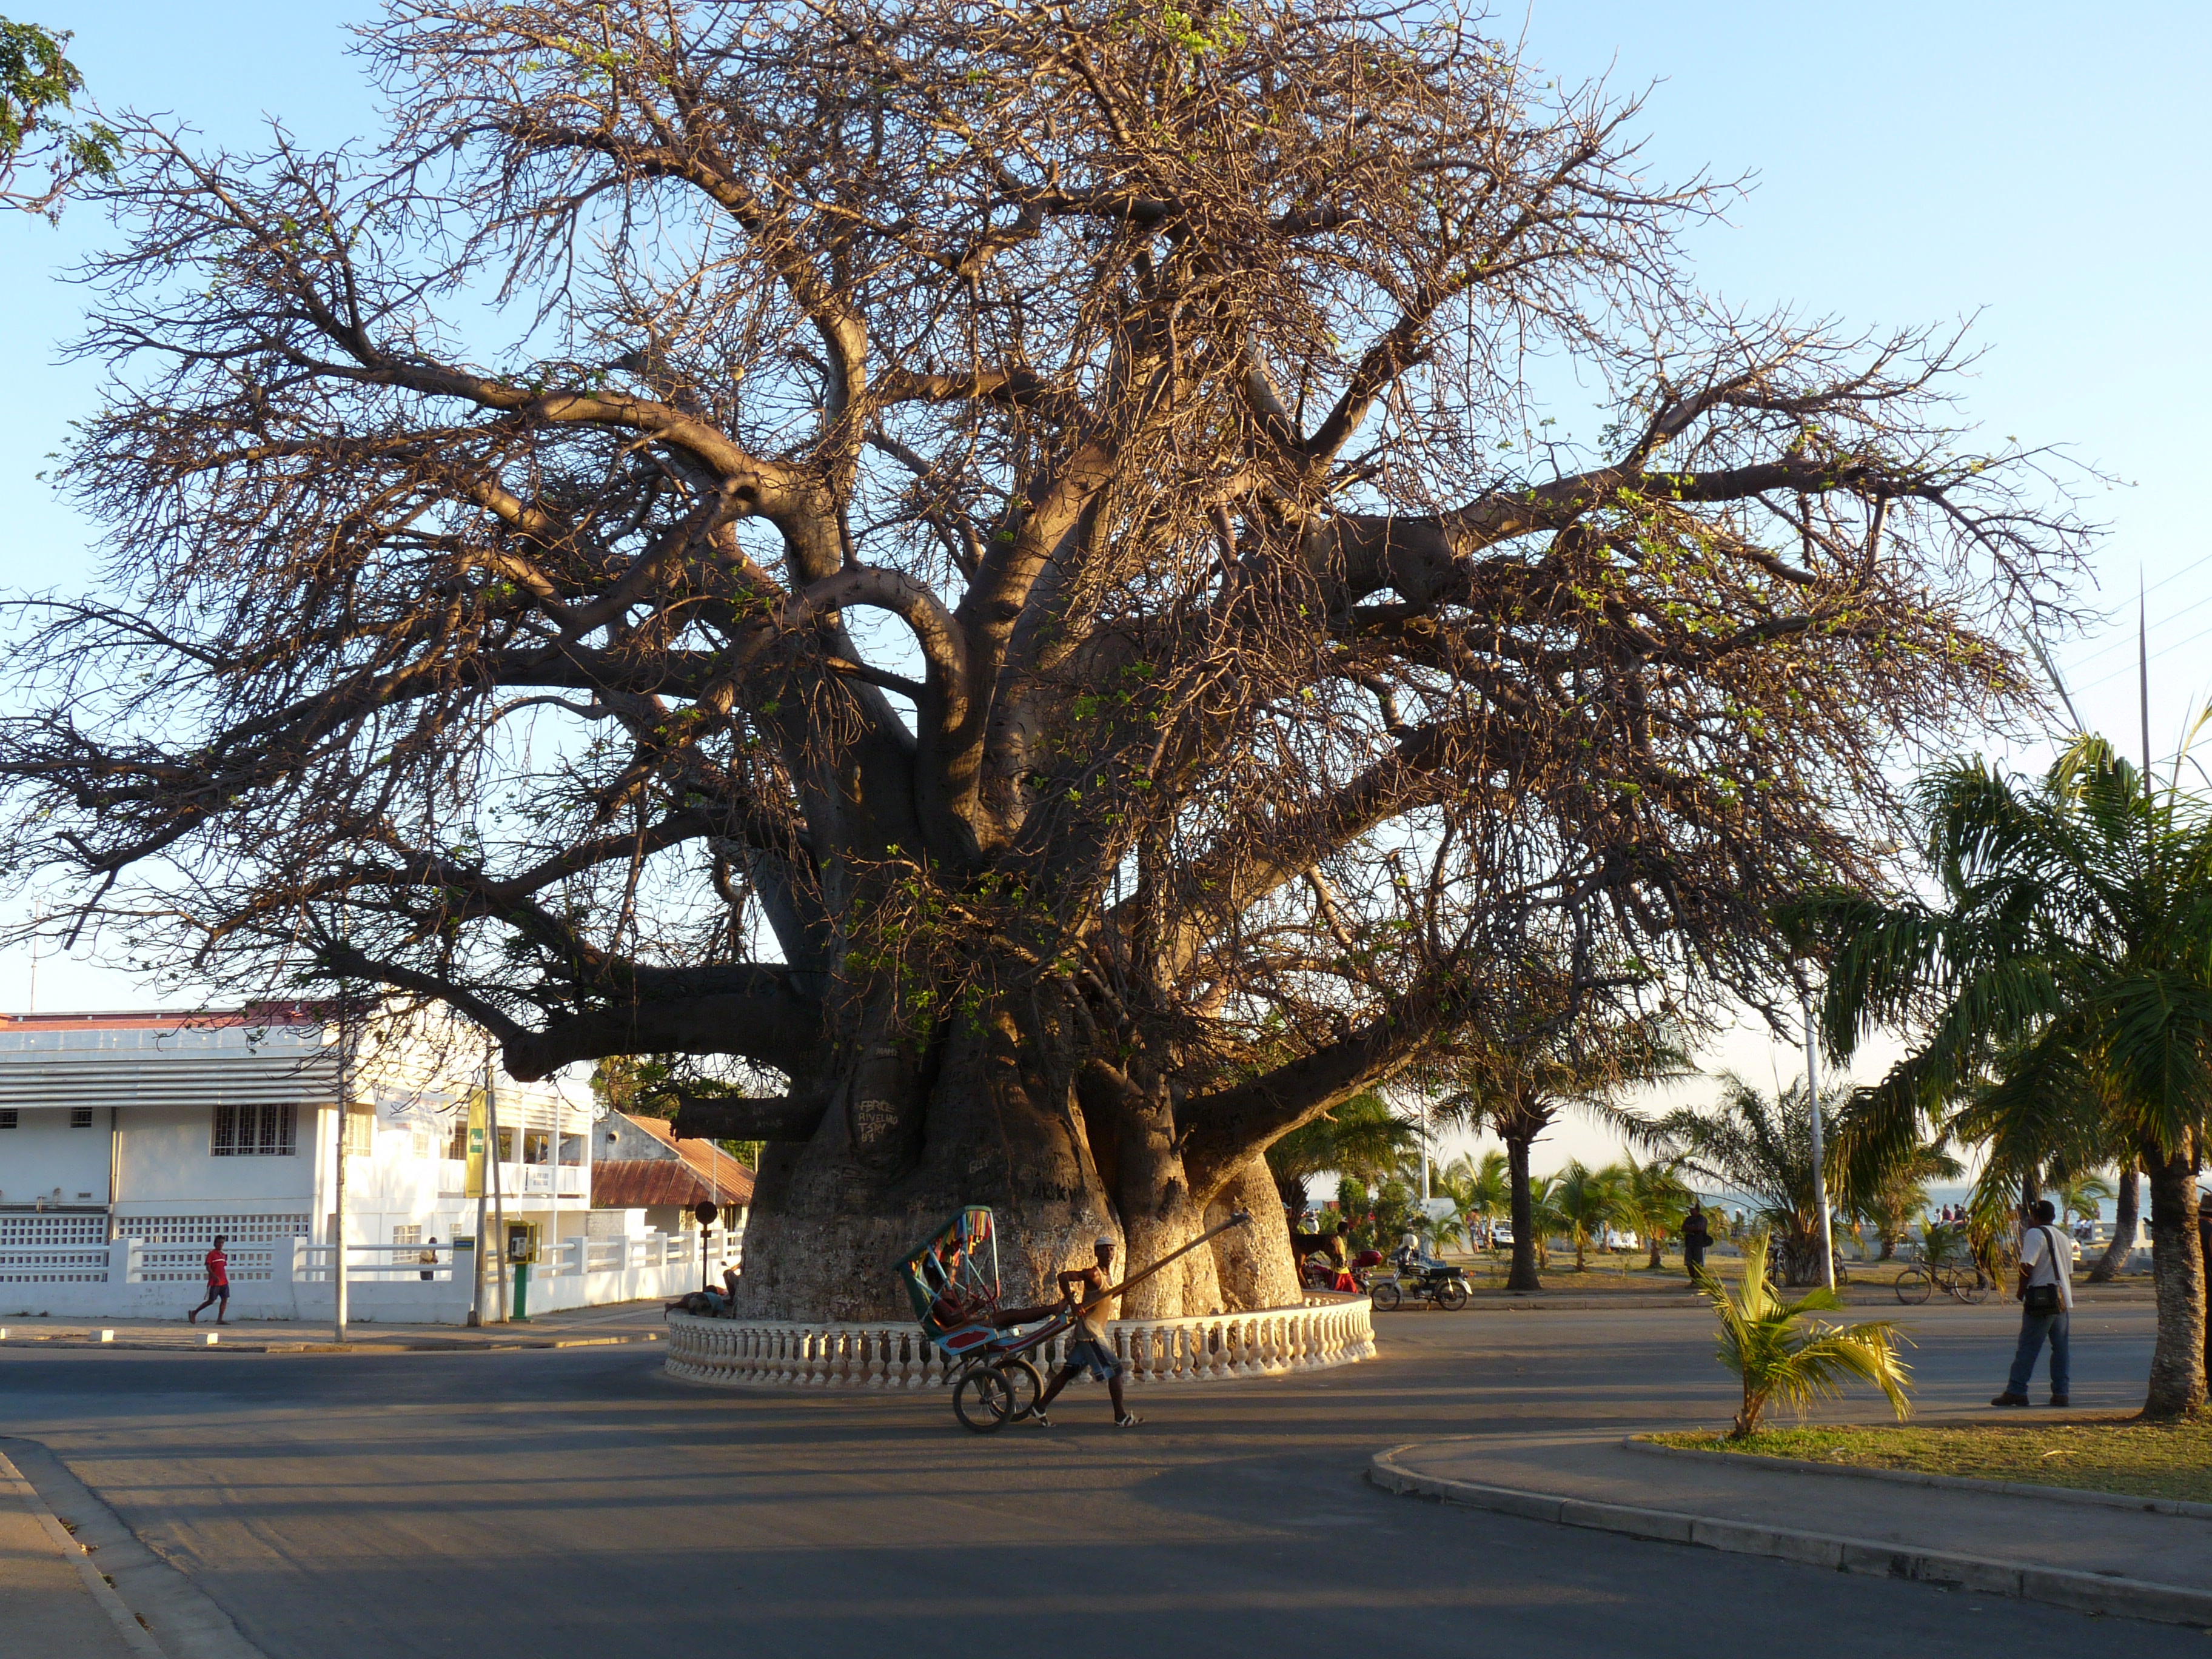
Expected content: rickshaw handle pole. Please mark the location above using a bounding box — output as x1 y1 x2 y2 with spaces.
1076 1210 1252 1316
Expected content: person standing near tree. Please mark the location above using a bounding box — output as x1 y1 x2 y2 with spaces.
1993 1200 2072 1407
187 1234 229 1326
1680 1201 1712 1285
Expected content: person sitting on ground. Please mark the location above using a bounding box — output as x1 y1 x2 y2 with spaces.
1028 1236 1140 1429
666 1265 742 1317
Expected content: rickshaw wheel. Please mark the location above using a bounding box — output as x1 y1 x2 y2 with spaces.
995 1356 1044 1420
953 1366 1014 1433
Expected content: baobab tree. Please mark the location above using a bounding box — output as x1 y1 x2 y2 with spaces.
0 0 2083 1320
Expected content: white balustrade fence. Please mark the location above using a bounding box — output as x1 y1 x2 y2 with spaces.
0 1224 739 1321
663 1292 1376 1390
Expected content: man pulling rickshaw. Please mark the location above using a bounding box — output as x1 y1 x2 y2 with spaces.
897 1206 1251 1433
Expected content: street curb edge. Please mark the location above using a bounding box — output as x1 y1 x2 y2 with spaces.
1620 1433 2212 1521
1367 1447 2212 1631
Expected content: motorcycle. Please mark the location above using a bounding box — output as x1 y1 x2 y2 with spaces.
1369 1259 1469 1311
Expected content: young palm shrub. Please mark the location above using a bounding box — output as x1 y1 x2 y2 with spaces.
1555 1160 1624 1270
1701 1236 1914 1439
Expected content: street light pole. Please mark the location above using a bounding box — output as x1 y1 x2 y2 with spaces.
333 982 350 1344
1802 989 1835 1293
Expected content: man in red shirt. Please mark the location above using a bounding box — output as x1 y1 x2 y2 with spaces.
187 1235 230 1325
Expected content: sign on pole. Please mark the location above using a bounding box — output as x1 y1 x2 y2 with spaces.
464 1089 487 1199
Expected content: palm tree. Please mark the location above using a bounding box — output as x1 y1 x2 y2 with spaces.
1789 740 2212 1418
1701 1236 1913 1438
1265 1091 1421 1236
1655 1075 1845 1285
1524 1172 1567 1271
1439 1149 1510 1249
1431 1009 1692 1293
2049 1170 2116 1230
1553 1160 1624 1271
1617 1151 1697 1269
1838 1141 1963 1262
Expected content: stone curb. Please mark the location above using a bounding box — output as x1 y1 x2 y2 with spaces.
0 1444 166 1657
1367 1443 2212 1631
1621 1435 2212 1521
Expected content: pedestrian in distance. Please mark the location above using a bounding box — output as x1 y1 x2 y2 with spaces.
1029 1236 1141 1429
1680 1200 1711 1285
187 1234 230 1325
420 1236 439 1281
1992 1199 2071 1408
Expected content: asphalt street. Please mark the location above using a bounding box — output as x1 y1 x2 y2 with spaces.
0 1291 2184 1658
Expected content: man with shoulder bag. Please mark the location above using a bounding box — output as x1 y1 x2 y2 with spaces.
1992 1199 2072 1408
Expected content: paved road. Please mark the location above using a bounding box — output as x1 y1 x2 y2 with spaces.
0 1295 2187 1658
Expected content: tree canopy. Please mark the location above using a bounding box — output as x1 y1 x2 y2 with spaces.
0 0 2090 1316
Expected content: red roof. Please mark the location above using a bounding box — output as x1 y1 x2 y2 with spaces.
0 1002 330 1031
597 1114 756 1209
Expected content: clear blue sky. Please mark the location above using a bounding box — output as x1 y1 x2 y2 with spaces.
4 4 2207 1162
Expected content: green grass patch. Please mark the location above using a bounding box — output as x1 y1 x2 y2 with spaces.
1647 1420 2212 1504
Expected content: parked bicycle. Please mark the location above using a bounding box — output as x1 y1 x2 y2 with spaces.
1892 1247 1991 1305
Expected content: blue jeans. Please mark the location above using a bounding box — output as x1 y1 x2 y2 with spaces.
2005 1309 2070 1399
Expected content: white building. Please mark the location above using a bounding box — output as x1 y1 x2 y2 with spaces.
0 1006 737 1321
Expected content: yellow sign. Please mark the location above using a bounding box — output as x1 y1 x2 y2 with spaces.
464 1090 486 1198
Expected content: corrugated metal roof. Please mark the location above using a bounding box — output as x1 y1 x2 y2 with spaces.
609 1114 757 1206
0 1051 342 1109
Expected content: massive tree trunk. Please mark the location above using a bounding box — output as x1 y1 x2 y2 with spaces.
1504 1132 1542 1294
713 993 1299 1322
2140 1136 2208 1420
2089 1163 2140 1282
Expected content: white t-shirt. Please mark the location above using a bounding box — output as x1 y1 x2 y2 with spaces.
2019 1225 2074 1311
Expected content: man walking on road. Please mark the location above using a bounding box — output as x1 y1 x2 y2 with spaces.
187 1234 230 1326
1992 1200 2071 1407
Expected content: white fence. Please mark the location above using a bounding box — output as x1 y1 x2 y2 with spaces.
0 1227 739 1323
663 1292 1377 1390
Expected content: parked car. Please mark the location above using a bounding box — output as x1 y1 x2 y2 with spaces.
1489 1220 1514 1247
1598 1225 1640 1252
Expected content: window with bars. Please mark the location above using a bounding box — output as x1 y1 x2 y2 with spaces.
69 1107 95 1128
393 1224 422 1246
343 1109 374 1157
0 1109 16 1129
210 1102 297 1157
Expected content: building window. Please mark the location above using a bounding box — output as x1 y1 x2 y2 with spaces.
69 1107 95 1128
411 1130 432 1161
342 1110 374 1158
523 1129 551 1165
210 1102 297 1157
446 1119 469 1161
0 1109 16 1129
393 1224 422 1247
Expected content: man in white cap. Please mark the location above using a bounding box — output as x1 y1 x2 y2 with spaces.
1030 1235 1140 1428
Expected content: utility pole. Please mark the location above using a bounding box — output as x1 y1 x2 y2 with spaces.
333 982 350 1344
1802 989 1835 1292
487 1043 510 1324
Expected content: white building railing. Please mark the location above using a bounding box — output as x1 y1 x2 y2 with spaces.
0 1224 738 1319
662 1292 1376 1390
